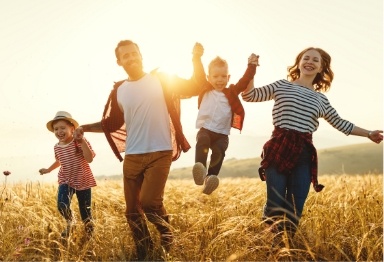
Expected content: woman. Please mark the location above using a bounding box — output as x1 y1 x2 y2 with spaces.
242 48 383 240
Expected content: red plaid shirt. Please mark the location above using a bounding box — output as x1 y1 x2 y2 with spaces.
197 64 256 132
258 126 324 192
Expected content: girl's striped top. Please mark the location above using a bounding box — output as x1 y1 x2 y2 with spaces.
54 138 96 190
242 79 354 134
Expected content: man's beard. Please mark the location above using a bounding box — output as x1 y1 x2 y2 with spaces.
124 61 143 78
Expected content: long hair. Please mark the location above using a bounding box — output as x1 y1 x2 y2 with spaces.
287 47 334 92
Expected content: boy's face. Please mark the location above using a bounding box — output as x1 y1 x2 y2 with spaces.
52 120 74 144
207 66 230 91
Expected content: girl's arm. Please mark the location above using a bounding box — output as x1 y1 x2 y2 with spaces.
39 160 60 175
77 137 95 163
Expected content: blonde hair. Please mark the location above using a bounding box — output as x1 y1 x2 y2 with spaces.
208 56 228 74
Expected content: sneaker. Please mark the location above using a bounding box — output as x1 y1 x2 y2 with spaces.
202 175 219 195
192 162 206 185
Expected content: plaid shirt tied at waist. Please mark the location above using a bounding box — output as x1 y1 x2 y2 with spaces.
258 126 324 192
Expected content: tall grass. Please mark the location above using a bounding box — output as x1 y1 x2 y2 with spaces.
0 174 382 261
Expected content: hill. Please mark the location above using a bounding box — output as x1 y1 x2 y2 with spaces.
167 143 383 180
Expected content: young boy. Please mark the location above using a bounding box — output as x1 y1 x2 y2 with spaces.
193 54 259 194
39 111 97 238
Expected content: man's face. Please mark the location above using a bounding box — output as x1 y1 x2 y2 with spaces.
116 44 143 76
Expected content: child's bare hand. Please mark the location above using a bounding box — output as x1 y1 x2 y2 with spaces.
73 127 84 144
192 42 204 57
248 53 260 66
74 127 84 140
39 168 49 175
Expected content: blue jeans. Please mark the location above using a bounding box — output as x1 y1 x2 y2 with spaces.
57 184 92 223
195 128 229 176
263 144 312 235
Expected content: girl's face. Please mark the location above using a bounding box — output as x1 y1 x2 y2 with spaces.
207 66 230 91
298 49 322 77
52 120 74 144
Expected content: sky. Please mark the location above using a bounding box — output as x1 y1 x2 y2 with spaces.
0 0 382 183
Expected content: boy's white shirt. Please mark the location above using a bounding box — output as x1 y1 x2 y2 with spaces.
196 90 232 135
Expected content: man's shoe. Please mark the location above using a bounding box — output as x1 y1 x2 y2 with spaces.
160 232 174 253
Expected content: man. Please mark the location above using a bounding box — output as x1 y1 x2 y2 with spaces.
75 40 205 260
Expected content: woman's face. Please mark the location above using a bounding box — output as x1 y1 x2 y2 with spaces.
298 49 322 77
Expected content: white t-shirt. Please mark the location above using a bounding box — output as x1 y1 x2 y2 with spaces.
196 90 232 135
117 74 172 154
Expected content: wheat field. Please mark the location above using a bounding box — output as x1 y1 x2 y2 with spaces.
0 174 382 261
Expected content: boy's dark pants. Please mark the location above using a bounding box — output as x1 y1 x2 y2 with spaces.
195 127 229 176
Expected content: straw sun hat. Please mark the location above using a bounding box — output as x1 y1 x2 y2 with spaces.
46 111 79 132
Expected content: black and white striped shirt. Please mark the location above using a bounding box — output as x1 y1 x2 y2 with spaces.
242 79 354 134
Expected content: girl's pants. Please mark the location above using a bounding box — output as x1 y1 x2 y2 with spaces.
57 184 92 223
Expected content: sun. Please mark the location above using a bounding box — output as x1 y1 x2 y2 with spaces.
152 58 196 79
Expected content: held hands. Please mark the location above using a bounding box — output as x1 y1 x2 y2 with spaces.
192 42 204 58
248 53 260 66
368 130 383 144
74 126 84 143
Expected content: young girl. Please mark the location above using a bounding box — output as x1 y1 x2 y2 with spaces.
39 111 97 238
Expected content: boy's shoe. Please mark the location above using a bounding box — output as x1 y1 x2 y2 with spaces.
203 175 219 195
192 162 206 185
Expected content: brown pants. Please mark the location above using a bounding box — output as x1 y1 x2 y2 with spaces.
123 150 173 259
